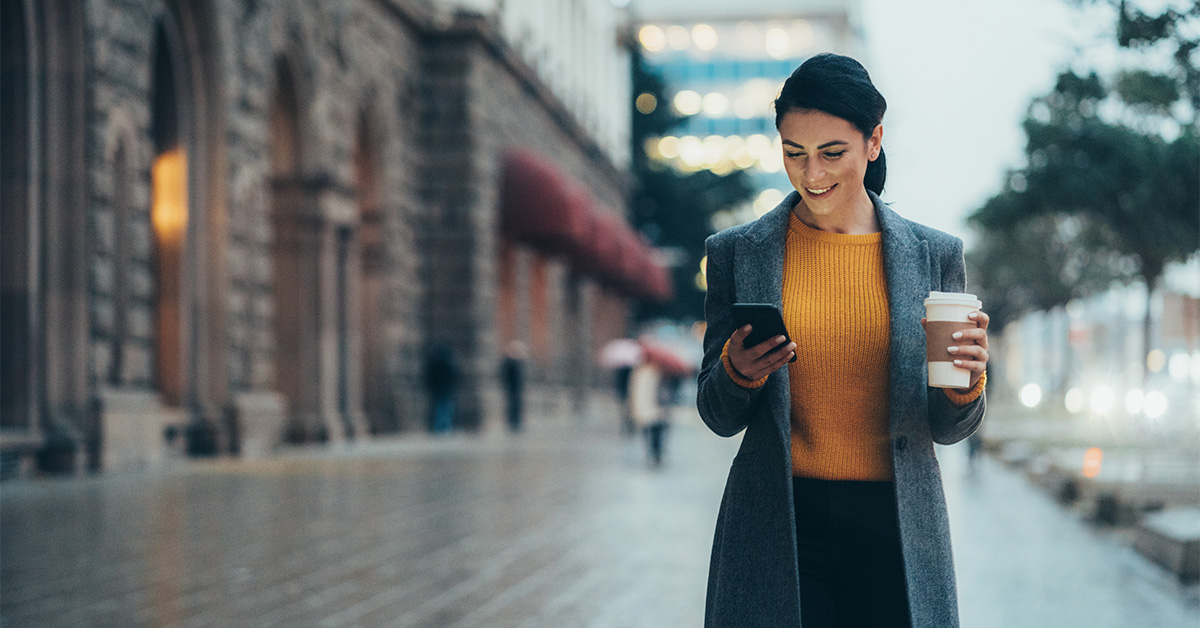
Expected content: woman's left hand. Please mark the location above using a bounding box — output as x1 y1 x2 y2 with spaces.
948 309 989 391
920 309 990 391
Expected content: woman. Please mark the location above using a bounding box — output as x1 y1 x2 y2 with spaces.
696 53 989 628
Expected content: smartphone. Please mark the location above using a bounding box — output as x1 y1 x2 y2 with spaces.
731 303 795 362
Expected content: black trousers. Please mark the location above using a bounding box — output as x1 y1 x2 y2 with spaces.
792 476 912 628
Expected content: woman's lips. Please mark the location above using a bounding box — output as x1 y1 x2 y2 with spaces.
804 183 836 199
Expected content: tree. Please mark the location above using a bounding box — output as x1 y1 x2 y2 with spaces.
627 41 755 323
969 1 1199 375
967 197 1135 333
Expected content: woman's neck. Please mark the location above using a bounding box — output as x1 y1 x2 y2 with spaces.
791 187 879 234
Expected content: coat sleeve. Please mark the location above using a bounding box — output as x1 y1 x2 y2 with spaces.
696 233 766 437
927 236 987 445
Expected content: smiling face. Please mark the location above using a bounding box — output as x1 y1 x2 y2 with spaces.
778 108 881 221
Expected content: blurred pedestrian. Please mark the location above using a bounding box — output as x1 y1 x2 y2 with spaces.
696 54 989 628
614 365 634 436
628 359 667 467
424 344 458 434
501 340 527 432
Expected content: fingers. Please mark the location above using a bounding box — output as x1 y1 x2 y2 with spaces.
952 359 987 376
728 333 795 381
744 341 795 378
920 317 927 331
968 309 990 331
952 327 989 351
750 335 790 359
947 344 988 364
762 341 796 370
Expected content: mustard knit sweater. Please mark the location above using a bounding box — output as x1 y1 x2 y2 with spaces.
721 212 984 481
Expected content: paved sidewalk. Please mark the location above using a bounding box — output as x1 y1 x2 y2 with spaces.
2 410 1197 627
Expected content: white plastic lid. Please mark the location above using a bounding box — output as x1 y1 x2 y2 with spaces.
924 291 981 308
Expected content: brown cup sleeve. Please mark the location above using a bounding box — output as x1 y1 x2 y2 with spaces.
926 320 976 362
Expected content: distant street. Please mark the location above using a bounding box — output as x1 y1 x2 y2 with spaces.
2 408 1198 627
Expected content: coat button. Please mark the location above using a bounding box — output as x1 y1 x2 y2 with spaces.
896 436 908 452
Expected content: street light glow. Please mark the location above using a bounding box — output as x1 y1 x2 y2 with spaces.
1144 392 1169 419
1168 352 1189 381
1019 383 1042 408
1089 387 1114 415
1125 389 1144 415
1065 388 1085 414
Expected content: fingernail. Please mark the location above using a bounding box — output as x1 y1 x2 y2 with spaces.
952 332 963 339
948 346 958 353
775 335 786 343
954 360 963 366
968 312 978 319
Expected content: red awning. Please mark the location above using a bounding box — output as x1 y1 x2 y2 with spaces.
498 147 674 303
574 211 622 277
500 149 590 255
612 230 674 303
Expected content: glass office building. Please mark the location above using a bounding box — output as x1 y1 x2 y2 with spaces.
632 0 865 223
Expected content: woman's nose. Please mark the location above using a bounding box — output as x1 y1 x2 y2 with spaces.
805 161 825 183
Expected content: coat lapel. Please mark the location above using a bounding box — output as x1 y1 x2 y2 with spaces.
732 197 791 307
733 194 794 451
874 192 931 432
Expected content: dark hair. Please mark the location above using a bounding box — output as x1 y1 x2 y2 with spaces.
774 53 887 195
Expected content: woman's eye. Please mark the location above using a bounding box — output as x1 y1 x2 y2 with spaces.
825 151 845 159
785 152 803 158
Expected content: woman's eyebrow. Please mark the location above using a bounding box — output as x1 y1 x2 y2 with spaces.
781 139 849 149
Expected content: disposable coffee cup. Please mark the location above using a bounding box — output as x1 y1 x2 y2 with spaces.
924 291 982 389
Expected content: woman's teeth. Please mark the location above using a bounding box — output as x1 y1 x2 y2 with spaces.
807 185 834 195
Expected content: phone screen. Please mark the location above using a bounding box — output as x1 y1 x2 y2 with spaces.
731 303 795 362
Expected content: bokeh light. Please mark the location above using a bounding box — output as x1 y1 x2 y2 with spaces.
1089 386 1114 415
1019 383 1042 408
635 93 657 115
1147 349 1166 373
666 25 690 50
1082 447 1103 478
692 24 718 51
673 90 702 116
765 27 790 59
1144 391 1169 419
1065 388 1085 414
638 25 665 52
1125 388 1144 414
702 92 729 116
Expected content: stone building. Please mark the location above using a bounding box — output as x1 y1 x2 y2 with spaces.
0 0 666 477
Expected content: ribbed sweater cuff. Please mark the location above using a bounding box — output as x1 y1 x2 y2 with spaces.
943 370 986 407
722 338 770 389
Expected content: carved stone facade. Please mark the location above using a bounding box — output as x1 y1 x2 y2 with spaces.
1 0 637 477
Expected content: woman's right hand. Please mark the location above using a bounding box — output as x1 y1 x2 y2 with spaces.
727 325 796 381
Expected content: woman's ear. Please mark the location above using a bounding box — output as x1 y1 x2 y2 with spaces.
868 124 883 161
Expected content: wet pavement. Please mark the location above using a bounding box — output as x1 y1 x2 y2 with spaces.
2 408 1198 627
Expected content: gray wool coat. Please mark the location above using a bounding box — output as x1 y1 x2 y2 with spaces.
696 190 986 628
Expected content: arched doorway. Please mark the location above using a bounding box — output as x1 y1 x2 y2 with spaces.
269 56 324 442
354 110 388 433
149 3 230 455
150 21 187 408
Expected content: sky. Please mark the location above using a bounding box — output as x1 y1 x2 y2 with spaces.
859 0 1110 244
